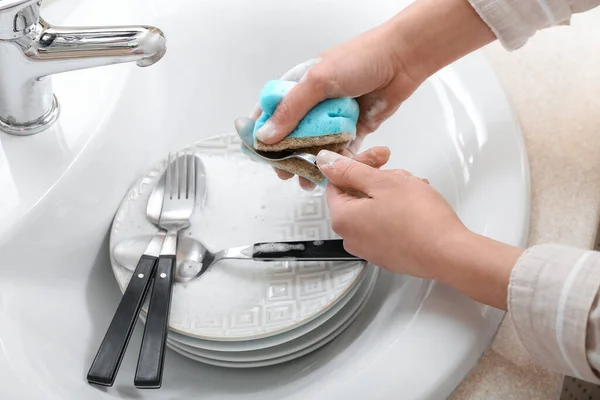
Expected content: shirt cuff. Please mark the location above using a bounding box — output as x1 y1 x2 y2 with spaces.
467 0 573 50
508 244 600 382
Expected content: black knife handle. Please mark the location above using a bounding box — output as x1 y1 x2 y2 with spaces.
87 254 157 387
134 255 175 389
252 239 362 261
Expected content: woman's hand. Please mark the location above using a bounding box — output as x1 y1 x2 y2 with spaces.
316 149 523 310
252 24 424 191
316 149 464 278
251 0 496 190
252 26 423 145
252 26 423 190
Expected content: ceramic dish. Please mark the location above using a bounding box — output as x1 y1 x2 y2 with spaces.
165 264 371 352
167 266 379 368
168 266 379 362
109 140 367 341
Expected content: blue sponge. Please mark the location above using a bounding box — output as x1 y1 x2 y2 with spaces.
247 80 360 185
253 80 359 146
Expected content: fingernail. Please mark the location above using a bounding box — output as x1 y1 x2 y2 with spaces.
316 150 343 169
255 120 277 142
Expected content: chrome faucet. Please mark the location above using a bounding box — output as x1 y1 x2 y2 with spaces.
0 0 166 135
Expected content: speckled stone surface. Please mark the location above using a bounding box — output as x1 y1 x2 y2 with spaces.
451 8 600 400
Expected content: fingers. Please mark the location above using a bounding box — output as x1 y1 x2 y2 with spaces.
325 179 368 240
274 147 419 195
325 178 357 210
272 167 316 191
276 147 390 191
351 146 391 169
344 133 367 158
316 150 382 195
255 67 333 144
272 167 317 191
273 167 294 180
299 177 316 191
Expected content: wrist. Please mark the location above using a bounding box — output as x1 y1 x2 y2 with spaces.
431 228 522 310
386 0 496 83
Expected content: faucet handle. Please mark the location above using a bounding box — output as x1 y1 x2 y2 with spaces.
0 0 41 39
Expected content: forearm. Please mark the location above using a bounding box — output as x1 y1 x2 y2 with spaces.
383 0 600 84
384 0 497 83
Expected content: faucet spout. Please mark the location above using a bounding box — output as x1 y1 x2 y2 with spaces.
31 22 167 74
0 0 167 136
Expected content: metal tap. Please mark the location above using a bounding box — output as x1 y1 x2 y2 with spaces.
0 0 167 135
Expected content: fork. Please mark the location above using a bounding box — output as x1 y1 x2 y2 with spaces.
134 152 197 389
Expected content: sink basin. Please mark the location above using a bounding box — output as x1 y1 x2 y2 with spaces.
0 0 529 398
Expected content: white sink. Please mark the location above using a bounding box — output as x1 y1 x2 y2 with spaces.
0 0 529 398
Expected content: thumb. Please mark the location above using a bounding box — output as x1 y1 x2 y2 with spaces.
316 150 382 195
255 69 331 144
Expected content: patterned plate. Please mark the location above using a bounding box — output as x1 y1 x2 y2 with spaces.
163 264 370 352
167 266 378 368
167 266 379 362
109 134 366 341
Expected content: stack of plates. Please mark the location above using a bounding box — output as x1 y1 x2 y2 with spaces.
108 135 379 368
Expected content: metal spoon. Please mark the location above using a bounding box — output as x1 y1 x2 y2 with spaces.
114 236 363 283
234 117 317 166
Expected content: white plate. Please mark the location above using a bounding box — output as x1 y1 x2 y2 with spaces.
168 266 379 362
165 263 370 352
109 140 367 341
167 266 379 368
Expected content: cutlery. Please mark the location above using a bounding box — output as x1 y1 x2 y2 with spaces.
234 117 318 166
234 117 371 198
113 236 206 281
114 237 362 283
179 239 363 283
134 152 201 389
87 168 167 387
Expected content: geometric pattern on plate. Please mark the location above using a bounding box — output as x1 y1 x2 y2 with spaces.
165 266 379 368
109 134 366 340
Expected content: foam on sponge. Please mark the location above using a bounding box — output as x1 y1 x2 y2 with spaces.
251 80 360 184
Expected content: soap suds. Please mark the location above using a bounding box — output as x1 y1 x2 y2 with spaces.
240 246 254 257
254 243 306 254
366 99 387 119
280 58 322 82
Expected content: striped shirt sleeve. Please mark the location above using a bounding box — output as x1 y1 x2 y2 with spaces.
509 244 600 382
467 0 600 50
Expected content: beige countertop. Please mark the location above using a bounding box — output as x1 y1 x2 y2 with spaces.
451 7 600 400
